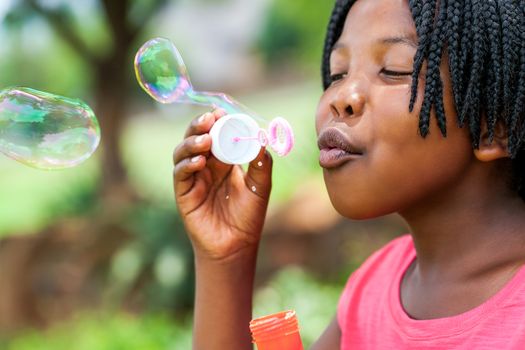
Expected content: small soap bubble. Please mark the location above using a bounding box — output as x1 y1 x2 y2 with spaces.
226 195 230 200
257 161 263 167
134 37 191 104
251 186 256 192
0 87 101 169
134 37 257 115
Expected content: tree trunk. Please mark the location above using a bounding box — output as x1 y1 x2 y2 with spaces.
95 53 132 199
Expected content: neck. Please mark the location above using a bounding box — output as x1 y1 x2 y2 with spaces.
400 164 525 281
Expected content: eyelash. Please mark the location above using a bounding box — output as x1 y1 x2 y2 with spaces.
381 69 413 77
328 69 413 85
329 73 347 83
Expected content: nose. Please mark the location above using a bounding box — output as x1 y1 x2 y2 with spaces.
329 80 366 119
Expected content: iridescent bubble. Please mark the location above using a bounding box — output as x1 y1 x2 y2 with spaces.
0 87 101 169
134 37 256 116
134 37 295 164
134 37 191 105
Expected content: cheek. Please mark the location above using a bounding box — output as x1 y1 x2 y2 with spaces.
369 83 418 151
315 93 331 135
329 84 471 218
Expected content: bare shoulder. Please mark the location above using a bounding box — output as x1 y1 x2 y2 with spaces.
309 315 341 350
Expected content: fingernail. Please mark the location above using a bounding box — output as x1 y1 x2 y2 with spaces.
195 135 204 144
191 156 201 163
214 108 226 115
198 113 209 123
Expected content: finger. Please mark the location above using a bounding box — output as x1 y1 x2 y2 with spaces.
245 148 273 199
173 155 206 197
173 133 212 165
184 112 214 138
212 107 227 120
183 108 228 139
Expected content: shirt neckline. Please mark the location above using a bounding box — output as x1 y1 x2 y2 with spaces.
388 240 525 340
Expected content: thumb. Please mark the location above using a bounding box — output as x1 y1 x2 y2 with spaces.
245 147 273 199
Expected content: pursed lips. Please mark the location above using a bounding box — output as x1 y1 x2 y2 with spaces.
317 128 363 154
317 128 363 169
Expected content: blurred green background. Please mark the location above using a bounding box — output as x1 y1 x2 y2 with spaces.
0 0 406 348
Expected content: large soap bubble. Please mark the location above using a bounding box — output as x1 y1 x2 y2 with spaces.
0 87 101 169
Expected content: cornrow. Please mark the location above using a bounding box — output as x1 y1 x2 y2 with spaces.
321 0 525 201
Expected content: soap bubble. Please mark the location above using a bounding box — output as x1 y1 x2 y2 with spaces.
134 37 191 104
0 87 101 169
134 37 256 116
134 37 294 163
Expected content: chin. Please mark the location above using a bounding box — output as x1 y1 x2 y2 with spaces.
326 188 395 220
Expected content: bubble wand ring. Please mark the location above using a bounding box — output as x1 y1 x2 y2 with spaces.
268 117 294 157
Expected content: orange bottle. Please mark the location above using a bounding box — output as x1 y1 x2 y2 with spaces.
250 310 304 350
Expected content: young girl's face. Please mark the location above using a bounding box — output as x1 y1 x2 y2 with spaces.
316 0 474 219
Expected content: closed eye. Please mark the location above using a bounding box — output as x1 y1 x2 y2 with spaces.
329 73 347 85
381 69 412 76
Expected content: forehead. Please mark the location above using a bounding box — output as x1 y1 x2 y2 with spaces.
337 0 417 46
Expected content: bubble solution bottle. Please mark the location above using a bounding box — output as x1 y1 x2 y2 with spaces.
250 310 304 350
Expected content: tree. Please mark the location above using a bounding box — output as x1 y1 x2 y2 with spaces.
6 0 169 197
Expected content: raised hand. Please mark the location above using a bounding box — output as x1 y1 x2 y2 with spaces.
173 109 273 261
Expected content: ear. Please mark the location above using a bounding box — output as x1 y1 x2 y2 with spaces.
473 120 510 162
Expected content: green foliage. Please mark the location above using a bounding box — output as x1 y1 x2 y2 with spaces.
0 0 114 96
3 267 344 350
3 312 192 350
3 3 35 29
257 0 334 68
0 156 99 237
107 203 195 313
0 33 92 98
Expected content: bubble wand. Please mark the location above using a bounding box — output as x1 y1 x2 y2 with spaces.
134 37 294 165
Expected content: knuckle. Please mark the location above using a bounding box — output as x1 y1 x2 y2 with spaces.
173 144 182 162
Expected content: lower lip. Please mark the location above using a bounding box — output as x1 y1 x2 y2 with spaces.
319 148 361 169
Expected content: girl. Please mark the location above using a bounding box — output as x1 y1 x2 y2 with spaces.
173 0 525 348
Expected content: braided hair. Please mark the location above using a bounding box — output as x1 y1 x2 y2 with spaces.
322 0 525 201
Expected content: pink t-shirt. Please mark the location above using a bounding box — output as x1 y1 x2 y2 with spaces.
338 234 525 349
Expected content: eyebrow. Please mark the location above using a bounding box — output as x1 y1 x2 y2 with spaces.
331 35 418 51
377 36 418 48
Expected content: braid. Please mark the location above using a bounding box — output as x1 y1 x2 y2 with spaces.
483 0 502 143
456 0 473 127
462 0 485 148
499 1 519 122
446 0 464 113
322 0 525 201
509 2 525 155
408 0 437 112
322 0 355 89
418 0 448 137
